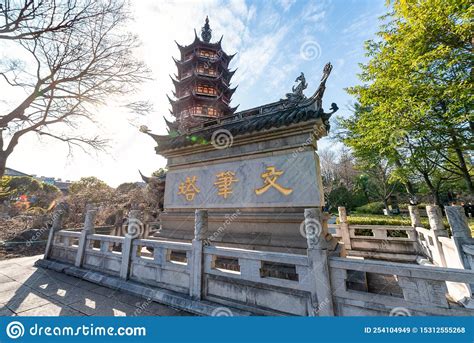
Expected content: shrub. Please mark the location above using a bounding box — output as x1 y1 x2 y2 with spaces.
345 215 412 226
354 201 385 214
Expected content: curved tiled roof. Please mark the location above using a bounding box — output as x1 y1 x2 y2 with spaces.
147 62 338 153
151 100 328 152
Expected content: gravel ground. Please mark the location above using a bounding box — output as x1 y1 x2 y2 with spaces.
0 216 49 260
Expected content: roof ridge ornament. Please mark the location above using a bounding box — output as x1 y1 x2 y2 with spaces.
201 16 212 43
283 72 308 104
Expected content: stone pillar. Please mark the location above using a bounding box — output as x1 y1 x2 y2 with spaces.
407 205 421 249
190 209 207 300
338 207 351 251
426 205 448 267
305 208 334 316
44 203 68 259
408 205 422 228
75 208 97 267
120 210 140 280
445 206 474 271
445 206 472 240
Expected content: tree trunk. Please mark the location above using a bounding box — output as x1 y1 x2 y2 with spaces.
393 157 418 204
0 154 7 178
447 125 473 194
452 140 474 194
422 172 441 206
363 188 370 202
383 198 390 216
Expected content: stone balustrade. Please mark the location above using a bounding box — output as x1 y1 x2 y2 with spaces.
38 205 474 316
81 234 125 276
329 256 474 316
129 238 193 294
332 207 419 262
202 245 315 315
48 230 81 264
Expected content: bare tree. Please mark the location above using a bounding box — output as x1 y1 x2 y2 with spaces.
319 147 360 204
319 148 338 201
0 0 150 176
361 159 399 213
0 0 111 40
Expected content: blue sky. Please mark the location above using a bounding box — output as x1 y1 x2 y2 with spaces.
5 0 388 186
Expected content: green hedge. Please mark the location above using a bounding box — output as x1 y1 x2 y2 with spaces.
344 215 415 226
354 202 385 215
339 214 474 234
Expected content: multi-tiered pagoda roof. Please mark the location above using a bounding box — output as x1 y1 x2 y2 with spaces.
168 17 238 131
141 17 339 155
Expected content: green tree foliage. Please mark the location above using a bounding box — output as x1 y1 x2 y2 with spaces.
0 176 13 200
152 168 167 177
339 0 473 204
0 176 61 207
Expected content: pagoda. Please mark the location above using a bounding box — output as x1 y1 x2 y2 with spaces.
168 17 238 131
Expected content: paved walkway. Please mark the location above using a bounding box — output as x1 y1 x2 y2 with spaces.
0 255 192 316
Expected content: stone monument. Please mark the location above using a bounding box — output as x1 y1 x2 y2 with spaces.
142 18 339 253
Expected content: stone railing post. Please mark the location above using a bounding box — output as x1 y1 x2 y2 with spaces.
407 205 421 249
120 210 141 280
305 208 334 316
190 209 207 300
408 205 422 228
426 205 448 267
44 202 68 259
74 208 97 267
338 207 351 251
445 206 474 271
445 206 473 240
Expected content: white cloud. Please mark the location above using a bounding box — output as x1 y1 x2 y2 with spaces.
278 0 296 12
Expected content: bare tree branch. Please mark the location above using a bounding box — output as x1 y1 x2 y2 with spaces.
0 0 151 175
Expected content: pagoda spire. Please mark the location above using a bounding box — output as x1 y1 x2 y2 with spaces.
169 16 237 131
201 16 212 42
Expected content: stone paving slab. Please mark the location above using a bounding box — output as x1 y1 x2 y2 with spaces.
35 258 252 316
0 255 193 317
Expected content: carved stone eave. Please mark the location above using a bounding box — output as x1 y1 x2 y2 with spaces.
174 54 229 68
164 117 180 133
175 36 224 56
301 62 333 108
157 118 327 160
138 170 150 183
173 73 235 92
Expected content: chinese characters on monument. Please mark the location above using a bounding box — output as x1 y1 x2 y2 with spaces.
164 151 323 209
178 166 293 201
178 176 200 201
214 171 239 199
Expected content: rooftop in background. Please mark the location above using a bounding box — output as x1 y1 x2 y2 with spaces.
5 167 31 177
